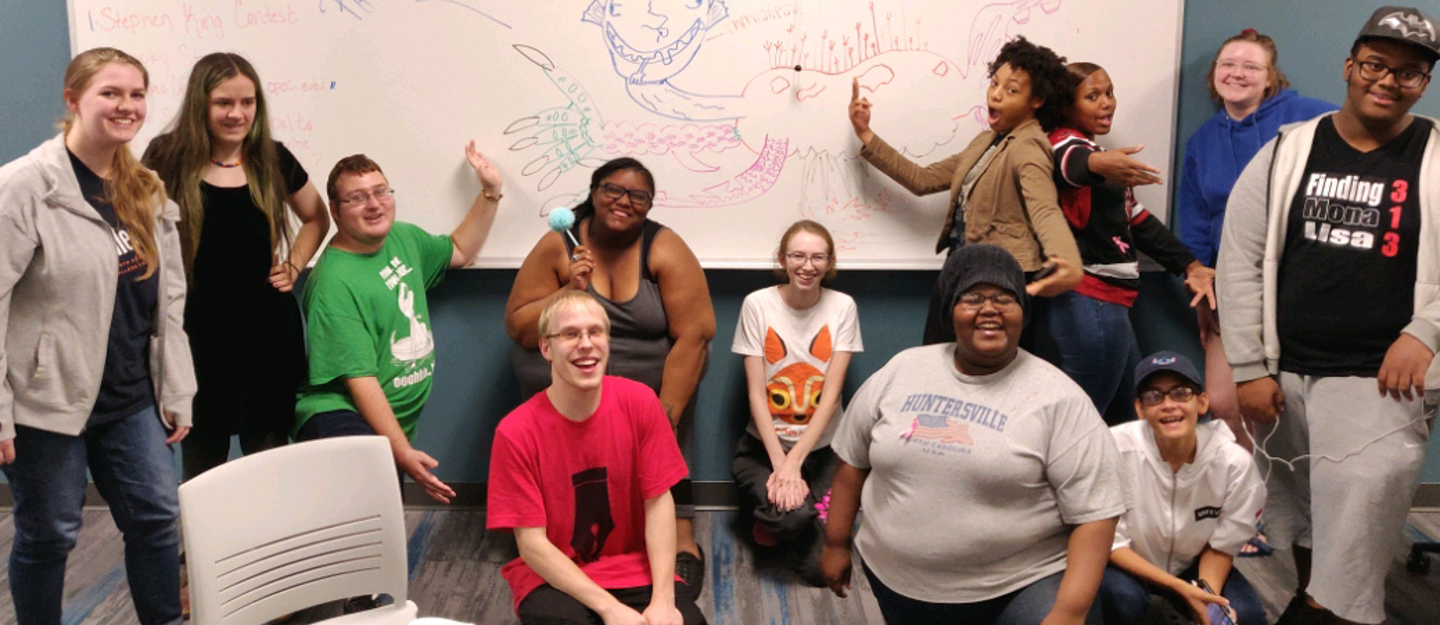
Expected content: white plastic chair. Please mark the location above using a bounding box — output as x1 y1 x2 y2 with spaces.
179 436 420 624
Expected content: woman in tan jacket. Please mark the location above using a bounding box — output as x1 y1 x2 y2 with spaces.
848 37 1082 344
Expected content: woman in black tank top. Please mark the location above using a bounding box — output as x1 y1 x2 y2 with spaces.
505 158 716 596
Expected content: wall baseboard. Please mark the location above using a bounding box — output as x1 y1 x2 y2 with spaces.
5 481 1437 513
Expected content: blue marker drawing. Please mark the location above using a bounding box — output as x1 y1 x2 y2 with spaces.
318 0 377 20
581 0 741 122
415 0 511 29
504 45 608 195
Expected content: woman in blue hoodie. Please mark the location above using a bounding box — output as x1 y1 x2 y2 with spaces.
1177 30 1335 447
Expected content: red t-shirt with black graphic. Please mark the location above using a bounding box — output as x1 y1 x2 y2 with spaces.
486 376 688 611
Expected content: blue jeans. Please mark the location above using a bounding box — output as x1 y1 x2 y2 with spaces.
862 563 1102 624
1044 291 1140 425
1099 565 1265 625
2 405 182 625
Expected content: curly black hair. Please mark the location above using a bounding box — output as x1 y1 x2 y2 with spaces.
989 36 1071 131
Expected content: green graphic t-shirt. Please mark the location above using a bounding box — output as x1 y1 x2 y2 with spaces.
294 222 453 439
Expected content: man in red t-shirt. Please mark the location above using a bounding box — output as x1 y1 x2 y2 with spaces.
487 290 705 624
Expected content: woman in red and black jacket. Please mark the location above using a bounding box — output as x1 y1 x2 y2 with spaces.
1045 62 1216 424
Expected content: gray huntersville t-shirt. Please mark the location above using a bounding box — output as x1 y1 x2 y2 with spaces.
831 345 1125 603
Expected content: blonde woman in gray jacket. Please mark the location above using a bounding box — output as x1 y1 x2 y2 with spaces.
0 47 195 625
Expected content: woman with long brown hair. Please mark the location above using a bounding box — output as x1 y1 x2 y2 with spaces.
143 52 329 479
0 47 195 625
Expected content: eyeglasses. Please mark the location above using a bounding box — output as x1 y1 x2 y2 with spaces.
338 187 396 206
957 292 1018 311
1215 59 1267 75
1138 386 1198 406
1355 60 1431 89
597 182 654 207
544 327 608 345
785 252 831 266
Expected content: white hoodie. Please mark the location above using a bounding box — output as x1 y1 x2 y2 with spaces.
1110 419 1266 575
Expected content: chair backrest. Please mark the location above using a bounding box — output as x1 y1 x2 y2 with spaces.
180 436 408 625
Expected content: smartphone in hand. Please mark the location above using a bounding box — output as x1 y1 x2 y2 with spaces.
1196 579 1236 625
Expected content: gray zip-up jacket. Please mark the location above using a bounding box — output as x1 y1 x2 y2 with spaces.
1216 113 1440 383
0 134 195 441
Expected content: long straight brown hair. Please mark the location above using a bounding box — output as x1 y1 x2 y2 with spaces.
63 47 164 280
143 52 292 280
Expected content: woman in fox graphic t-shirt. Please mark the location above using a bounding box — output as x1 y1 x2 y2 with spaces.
730 220 862 587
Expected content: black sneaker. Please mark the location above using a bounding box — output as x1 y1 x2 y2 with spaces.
675 546 705 601
341 595 382 614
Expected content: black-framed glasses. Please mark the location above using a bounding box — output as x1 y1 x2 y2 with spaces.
1138 386 1198 406
957 292 1018 311
785 252 831 266
544 327 608 345
597 182 654 207
1356 60 1430 88
338 187 396 206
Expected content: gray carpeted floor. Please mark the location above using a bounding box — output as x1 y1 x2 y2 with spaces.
1 510 1437 624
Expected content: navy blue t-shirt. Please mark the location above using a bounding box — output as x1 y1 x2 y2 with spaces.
1277 117 1431 376
69 151 158 424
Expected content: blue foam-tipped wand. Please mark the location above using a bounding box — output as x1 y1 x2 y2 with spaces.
548 207 581 250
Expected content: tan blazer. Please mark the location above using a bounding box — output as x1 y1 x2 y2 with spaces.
860 118 1080 271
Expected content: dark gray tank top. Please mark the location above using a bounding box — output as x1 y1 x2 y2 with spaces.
511 219 673 399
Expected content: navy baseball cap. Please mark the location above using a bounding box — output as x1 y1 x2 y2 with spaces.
1134 351 1204 392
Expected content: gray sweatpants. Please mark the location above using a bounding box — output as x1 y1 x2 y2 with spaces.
1253 373 1434 624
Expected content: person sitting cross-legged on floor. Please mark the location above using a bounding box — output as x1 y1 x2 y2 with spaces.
487 290 706 625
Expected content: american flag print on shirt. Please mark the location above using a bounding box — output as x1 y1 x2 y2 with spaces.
899 413 974 445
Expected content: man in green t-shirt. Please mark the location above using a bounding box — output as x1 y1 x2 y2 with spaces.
295 142 503 504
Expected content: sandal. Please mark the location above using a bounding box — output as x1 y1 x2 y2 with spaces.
1239 521 1275 558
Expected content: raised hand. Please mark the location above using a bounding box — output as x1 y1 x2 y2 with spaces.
849 78 874 145
465 140 503 195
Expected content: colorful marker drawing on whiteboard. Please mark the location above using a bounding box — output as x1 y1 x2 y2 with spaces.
507 0 1063 232
574 0 1059 222
505 45 759 211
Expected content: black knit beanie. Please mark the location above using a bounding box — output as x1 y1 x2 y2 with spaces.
939 244 1029 316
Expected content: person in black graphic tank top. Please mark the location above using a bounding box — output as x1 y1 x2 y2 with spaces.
1216 7 1440 624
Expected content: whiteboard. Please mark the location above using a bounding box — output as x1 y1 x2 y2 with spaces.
68 0 1184 269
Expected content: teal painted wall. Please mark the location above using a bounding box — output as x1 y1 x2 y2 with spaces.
4 1 1438 484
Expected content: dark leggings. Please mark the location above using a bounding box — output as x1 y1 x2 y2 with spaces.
181 426 286 481
863 562 1102 625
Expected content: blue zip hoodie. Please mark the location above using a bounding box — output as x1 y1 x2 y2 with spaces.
1177 90 1337 266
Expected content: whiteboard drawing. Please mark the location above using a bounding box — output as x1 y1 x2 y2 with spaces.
68 0 1181 268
